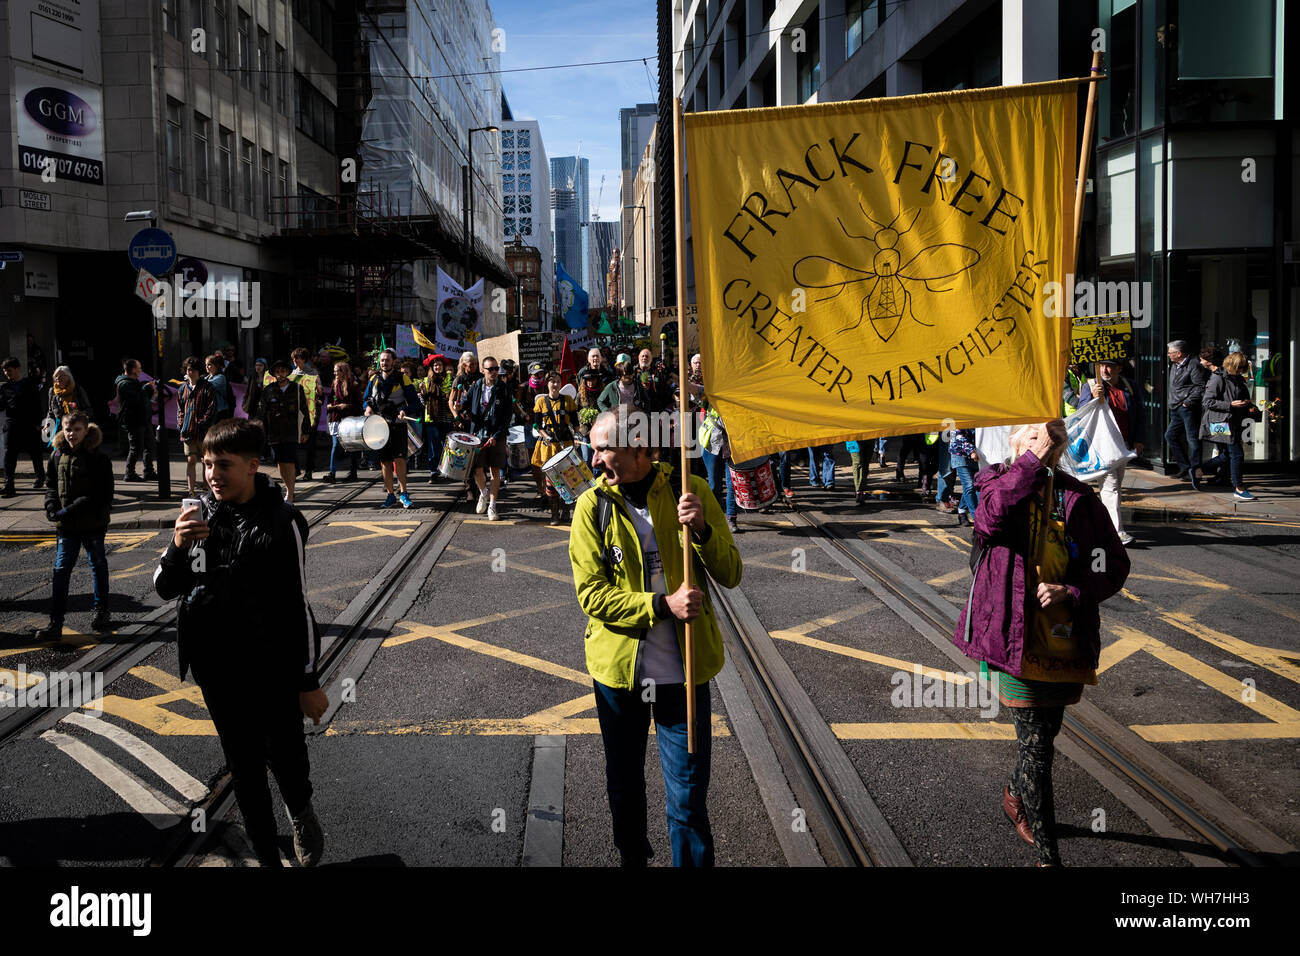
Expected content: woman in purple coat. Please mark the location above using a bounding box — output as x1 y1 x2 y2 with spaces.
953 420 1130 865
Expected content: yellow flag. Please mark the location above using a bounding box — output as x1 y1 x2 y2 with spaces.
685 80 1077 461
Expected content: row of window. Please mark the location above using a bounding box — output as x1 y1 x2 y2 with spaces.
166 99 290 223
501 150 531 172
501 129 531 150
161 1 289 113
503 194 533 215
502 173 532 193
503 217 534 237
295 74 336 147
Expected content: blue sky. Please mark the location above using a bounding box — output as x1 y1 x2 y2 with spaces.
489 0 658 224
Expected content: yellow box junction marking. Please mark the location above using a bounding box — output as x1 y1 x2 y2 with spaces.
305 521 419 550
359 612 731 737
94 664 216 736
0 530 159 551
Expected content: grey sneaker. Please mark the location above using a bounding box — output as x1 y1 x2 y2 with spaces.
288 801 324 867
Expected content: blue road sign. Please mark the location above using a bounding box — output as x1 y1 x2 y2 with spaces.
127 228 176 274
0 251 23 262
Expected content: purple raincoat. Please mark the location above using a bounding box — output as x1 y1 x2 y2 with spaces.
952 451 1130 676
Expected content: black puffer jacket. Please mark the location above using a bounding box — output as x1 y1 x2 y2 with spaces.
44 423 114 533
153 472 320 691
1200 368 1253 442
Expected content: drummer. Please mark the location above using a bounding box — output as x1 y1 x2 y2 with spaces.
519 361 550 503
531 372 580 525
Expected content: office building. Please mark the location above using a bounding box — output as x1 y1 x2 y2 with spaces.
550 154 589 291
500 111 552 325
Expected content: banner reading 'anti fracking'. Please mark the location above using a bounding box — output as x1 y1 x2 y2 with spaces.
685 80 1078 461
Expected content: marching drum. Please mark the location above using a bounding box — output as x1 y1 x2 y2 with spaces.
728 456 778 510
337 415 389 452
541 445 596 504
507 425 530 470
438 432 481 481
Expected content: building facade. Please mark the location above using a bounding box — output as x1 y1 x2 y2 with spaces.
630 122 659 327
663 0 1297 469
584 220 620 311
504 236 543 330
550 154 589 291
618 102 656 315
499 115 552 325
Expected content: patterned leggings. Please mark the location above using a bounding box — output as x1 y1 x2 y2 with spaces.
1009 705 1066 865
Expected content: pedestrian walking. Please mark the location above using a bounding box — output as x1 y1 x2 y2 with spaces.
1193 349 1258 501
807 445 836 490
258 359 310 503
46 366 93 441
531 372 579 525
35 412 115 639
575 367 604 467
113 359 158 482
363 349 418 509
448 351 481 431
177 356 217 496
569 410 742 866
154 417 327 867
598 360 652 413
1079 359 1145 545
1165 340 1207 480
206 353 236 423
325 361 362 482
290 348 323 480
948 428 980 526
1 356 47 496
464 356 513 520
954 420 1129 866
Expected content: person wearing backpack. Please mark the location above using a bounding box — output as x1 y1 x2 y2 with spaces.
205 352 236 422
114 359 158 482
569 410 742 867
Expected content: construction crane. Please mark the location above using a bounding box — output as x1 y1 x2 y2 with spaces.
591 173 605 221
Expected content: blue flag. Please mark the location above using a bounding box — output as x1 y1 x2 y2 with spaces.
555 263 589 330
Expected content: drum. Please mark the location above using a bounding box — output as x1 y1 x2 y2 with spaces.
337 415 389 452
728 456 778 510
507 425 530 470
404 420 423 457
439 432 481 481
542 445 596 504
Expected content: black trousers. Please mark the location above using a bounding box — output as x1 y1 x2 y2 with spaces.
3 431 44 486
192 662 312 862
1009 705 1066 865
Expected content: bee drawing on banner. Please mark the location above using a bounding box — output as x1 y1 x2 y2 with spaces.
792 205 981 343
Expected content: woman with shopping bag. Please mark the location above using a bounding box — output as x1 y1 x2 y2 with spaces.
1078 359 1144 545
1192 349 1258 501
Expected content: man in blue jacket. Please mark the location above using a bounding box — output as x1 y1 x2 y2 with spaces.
465 356 514 520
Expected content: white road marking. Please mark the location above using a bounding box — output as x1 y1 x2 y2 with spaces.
41 730 186 828
61 711 209 801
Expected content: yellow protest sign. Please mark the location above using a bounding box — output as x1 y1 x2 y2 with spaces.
685 80 1078 460
1071 312 1133 364
290 371 321 425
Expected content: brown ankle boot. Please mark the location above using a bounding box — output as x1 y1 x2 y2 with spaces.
1003 786 1035 846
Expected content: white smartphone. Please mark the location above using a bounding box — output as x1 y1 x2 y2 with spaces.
181 498 202 514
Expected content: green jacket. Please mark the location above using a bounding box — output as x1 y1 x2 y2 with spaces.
44 422 114 533
569 463 742 690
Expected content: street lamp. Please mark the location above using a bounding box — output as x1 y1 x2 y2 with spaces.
464 125 499 285
124 210 171 500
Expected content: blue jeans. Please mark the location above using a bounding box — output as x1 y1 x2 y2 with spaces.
1206 438 1244 489
593 679 714 867
777 452 792 491
951 456 979 514
51 531 109 623
934 442 955 503
1166 405 1202 474
329 430 359 476
701 448 723 503
422 421 445 475
806 446 835 487
722 460 737 517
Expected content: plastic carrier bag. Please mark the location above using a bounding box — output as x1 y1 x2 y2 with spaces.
1058 400 1136 482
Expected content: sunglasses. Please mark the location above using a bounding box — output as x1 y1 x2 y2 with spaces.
482 365 499 372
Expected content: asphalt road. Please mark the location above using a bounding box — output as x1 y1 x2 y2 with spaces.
1 454 1296 867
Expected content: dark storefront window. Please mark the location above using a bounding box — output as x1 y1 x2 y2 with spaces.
797 10 820 102
1098 0 1137 142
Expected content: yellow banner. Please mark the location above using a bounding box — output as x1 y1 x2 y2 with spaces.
685 81 1077 461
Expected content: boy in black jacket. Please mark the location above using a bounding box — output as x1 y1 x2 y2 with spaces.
154 418 328 866
36 412 115 638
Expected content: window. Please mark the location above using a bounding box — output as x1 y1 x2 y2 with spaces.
502 152 515 171
238 10 252 90
294 74 335 146
258 28 271 104
518 173 530 192
518 194 532 214
846 0 879 58
504 216 517 235
189 0 206 40
502 129 515 149
503 174 515 192
275 44 287 112
517 130 530 149
278 159 290 226
163 0 181 40
519 217 533 236
796 11 821 102
293 0 333 51
214 0 230 71
218 127 234 208
261 150 273 219
194 112 210 202
504 195 516 214
518 151 530 170
241 139 255 215
166 100 184 193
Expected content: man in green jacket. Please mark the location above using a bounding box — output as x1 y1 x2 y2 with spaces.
37 412 115 638
569 410 742 866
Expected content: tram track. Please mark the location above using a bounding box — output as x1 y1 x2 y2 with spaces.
0 476 382 750
779 504 1298 867
159 489 465 867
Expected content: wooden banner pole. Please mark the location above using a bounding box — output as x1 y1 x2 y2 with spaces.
672 96 696 755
